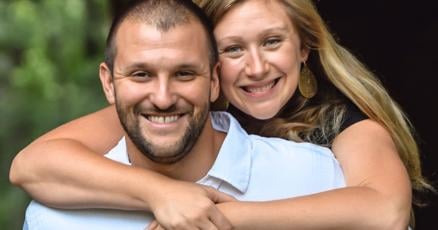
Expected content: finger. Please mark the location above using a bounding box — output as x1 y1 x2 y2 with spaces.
203 186 236 203
214 190 236 203
194 217 219 230
199 221 219 230
208 208 232 230
151 223 166 230
147 220 159 230
155 224 166 230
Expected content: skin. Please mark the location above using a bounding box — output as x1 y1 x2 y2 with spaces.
106 20 214 167
97 18 234 229
215 0 308 120
10 1 412 229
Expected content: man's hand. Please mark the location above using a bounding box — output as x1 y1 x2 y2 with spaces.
147 181 235 230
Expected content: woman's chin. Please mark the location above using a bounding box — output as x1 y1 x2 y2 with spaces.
245 109 278 120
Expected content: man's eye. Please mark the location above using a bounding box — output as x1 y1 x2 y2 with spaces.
175 71 195 80
132 71 150 78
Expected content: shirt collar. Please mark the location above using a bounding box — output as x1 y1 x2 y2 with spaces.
206 112 251 193
105 137 130 165
112 112 252 193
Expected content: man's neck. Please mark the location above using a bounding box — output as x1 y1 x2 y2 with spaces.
125 116 226 182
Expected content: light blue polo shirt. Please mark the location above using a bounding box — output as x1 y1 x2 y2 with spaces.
24 112 345 230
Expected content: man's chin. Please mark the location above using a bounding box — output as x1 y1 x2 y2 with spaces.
144 149 187 164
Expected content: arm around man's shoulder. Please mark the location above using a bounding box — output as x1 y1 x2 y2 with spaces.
249 136 346 191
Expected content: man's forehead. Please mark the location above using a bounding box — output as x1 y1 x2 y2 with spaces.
114 20 211 71
115 19 208 50
117 16 206 39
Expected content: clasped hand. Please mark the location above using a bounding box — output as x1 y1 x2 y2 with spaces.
147 180 235 230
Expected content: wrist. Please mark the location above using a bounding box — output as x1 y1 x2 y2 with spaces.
132 168 175 212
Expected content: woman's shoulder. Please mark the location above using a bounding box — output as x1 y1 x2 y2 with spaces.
339 103 368 132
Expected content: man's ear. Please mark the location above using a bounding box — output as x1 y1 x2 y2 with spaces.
210 63 220 103
99 62 116 104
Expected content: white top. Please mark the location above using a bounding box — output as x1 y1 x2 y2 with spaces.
23 112 345 230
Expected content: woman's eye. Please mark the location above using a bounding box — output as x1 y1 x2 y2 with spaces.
224 46 241 53
264 38 281 48
222 45 243 57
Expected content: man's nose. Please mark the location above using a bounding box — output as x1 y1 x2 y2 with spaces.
245 48 269 79
149 79 177 110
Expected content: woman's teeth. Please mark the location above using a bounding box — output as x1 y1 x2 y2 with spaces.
244 80 275 93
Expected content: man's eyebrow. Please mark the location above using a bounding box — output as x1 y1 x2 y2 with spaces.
116 62 208 74
120 62 151 72
175 63 205 70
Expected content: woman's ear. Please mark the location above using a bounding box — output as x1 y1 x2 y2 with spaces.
301 46 310 62
99 62 116 104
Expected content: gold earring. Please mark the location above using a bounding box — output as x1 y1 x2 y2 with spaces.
298 63 317 99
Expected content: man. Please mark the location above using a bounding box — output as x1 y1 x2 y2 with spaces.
23 1 345 229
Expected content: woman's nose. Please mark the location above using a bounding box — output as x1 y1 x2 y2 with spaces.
245 49 269 79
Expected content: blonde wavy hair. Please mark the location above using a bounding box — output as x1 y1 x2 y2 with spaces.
194 0 433 202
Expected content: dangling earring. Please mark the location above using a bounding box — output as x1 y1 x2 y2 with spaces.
298 62 317 98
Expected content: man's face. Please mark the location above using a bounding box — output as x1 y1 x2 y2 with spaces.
100 19 219 164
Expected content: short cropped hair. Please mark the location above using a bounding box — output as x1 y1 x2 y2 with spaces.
104 0 218 72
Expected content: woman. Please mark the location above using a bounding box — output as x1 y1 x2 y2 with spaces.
10 0 431 229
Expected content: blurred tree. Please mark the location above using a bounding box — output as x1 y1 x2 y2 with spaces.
0 0 110 228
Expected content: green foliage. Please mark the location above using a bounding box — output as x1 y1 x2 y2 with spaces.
0 0 110 228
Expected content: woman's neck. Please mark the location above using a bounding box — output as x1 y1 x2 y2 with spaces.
227 105 269 135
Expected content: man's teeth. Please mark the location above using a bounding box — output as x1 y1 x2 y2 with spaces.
245 81 275 93
148 115 179 123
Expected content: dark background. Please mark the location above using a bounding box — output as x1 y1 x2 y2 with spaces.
316 1 438 229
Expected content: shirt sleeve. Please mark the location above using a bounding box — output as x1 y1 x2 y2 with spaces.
23 220 28 230
339 103 368 132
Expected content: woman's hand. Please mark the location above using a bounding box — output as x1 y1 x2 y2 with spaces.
147 182 235 230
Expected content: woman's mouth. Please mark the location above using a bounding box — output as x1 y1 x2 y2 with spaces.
242 78 279 94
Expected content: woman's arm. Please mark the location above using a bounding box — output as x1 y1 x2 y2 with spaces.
9 105 234 229
217 119 411 230
9 106 126 207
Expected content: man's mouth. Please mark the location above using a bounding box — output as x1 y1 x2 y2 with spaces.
143 114 181 124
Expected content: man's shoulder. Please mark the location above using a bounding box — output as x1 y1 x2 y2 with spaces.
247 136 345 192
24 200 152 230
249 134 335 160
211 111 337 161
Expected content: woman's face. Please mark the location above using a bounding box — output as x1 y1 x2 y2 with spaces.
214 0 308 120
